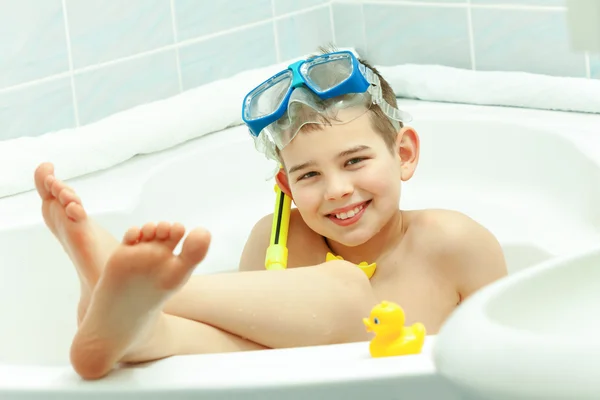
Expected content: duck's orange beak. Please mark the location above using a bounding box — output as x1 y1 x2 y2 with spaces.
363 318 372 332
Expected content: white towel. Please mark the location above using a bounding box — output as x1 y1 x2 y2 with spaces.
0 49 361 199
1 54 599 199
380 64 600 114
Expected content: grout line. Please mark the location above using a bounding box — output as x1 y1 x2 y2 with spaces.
0 3 330 96
0 72 71 94
273 3 329 20
329 1 337 45
173 3 330 49
585 51 591 79
60 0 80 126
466 0 476 70
169 0 183 92
271 0 281 62
272 2 329 20
73 45 176 75
176 19 272 48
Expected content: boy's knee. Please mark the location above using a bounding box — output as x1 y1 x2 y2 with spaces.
315 260 377 342
317 260 375 300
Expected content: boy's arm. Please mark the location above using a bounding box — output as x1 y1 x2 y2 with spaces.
238 213 273 272
437 211 508 300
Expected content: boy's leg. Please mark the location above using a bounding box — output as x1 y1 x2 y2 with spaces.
35 163 120 324
70 223 266 380
36 163 376 350
163 263 376 348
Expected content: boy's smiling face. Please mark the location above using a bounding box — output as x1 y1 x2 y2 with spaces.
276 109 419 247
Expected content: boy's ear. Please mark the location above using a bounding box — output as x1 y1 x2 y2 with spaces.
275 168 293 199
396 126 420 181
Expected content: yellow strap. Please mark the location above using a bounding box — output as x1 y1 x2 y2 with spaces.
326 252 377 279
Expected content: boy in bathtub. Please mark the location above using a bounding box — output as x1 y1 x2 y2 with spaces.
34 47 507 379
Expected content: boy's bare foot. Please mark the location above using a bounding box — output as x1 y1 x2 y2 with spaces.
34 163 116 323
70 222 211 380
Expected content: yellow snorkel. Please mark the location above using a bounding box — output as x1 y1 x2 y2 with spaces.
265 174 292 270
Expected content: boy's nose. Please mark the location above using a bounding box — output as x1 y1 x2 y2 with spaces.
324 177 353 201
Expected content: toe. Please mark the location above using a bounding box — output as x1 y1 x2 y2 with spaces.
140 223 157 241
44 175 55 193
164 223 186 248
155 222 171 240
65 202 87 221
123 227 141 245
58 187 82 207
34 163 55 200
178 228 211 266
50 178 66 198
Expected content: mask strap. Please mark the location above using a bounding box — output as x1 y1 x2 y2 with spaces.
362 67 413 126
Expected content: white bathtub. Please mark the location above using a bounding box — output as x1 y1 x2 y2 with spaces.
0 99 599 399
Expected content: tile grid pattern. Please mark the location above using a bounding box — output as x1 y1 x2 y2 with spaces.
0 0 332 140
0 0 597 141
333 0 594 78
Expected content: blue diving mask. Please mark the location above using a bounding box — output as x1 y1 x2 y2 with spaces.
241 51 412 161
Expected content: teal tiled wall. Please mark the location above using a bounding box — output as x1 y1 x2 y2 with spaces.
363 4 472 69
333 0 595 79
0 0 330 141
0 0 597 141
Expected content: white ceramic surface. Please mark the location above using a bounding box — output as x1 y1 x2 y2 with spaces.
434 246 600 400
0 99 599 399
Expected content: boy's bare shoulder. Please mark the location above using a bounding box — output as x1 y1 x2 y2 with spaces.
238 208 326 272
405 208 486 242
404 209 508 298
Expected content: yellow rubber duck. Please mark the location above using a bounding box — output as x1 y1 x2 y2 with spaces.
326 252 377 279
363 301 426 358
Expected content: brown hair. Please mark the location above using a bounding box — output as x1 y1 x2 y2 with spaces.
276 45 402 163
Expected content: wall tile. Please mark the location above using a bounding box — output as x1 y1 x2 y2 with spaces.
0 78 75 140
179 23 277 90
332 3 366 53
274 0 329 16
277 7 334 61
66 0 174 69
74 50 179 125
472 8 586 77
0 0 69 89
175 0 272 42
471 0 565 6
363 4 471 68
1 0 598 144
591 55 600 79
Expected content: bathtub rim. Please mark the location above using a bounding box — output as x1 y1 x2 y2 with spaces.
0 338 439 393
0 99 599 395
433 245 600 399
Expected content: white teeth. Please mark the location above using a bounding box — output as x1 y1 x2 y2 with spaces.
334 204 364 220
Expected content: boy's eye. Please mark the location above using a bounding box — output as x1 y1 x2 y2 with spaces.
346 157 365 166
298 171 318 181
